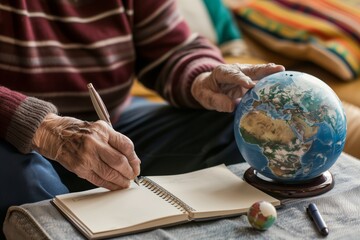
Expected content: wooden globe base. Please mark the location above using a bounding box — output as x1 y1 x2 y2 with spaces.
244 167 334 198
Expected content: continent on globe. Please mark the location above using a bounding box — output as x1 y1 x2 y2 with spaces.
239 110 317 178
234 71 347 182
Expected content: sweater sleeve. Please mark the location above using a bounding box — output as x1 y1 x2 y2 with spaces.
133 0 225 108
0 86 58 153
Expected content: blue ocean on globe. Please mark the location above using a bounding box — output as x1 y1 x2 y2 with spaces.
234 71 347 183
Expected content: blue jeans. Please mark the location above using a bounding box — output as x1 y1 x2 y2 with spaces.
0 99 245 229
0 141 69 233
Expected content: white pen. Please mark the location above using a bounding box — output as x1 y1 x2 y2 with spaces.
87 83 140 186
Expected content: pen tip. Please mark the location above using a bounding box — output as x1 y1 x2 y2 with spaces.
134 177 140 186
321 228 329 236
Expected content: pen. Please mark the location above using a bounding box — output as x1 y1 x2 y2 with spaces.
306 203 329 236
87 83 140 186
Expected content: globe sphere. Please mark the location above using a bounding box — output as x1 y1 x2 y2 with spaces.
247 201 277 230
234 71 347 183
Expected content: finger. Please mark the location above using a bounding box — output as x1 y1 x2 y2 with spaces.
128 151 141 177
218 83 252 99
93 156 131 187
239 63 285 80
119 142 141 177
199 88 236 112
87 170 130 190
108 132 141 177
212 64 256 88
97 143 135 179
92 121 139 178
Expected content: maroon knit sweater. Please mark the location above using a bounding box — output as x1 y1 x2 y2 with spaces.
0 0 224 153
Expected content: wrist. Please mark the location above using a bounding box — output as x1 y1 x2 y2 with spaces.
191 72 211 96
194 72 211 82
31 113 60 155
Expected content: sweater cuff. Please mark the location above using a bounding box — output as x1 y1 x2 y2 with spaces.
6 97 58 154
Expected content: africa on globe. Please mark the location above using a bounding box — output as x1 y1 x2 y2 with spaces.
234 71 347 183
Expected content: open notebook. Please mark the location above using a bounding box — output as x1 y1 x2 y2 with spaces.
52 164 280 239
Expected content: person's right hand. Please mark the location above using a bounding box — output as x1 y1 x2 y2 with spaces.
31 113 141 190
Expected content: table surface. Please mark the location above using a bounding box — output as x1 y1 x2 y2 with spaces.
4 152 360 240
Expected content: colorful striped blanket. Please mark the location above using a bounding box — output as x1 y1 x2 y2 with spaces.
231 0 360 81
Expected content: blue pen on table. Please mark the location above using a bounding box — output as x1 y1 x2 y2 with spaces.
87 83 140 186
306 203 329 236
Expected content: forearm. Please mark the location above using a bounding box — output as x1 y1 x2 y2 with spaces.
133 0 224 108
138 35 224 108
0 86 57 153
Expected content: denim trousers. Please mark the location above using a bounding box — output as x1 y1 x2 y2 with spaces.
0 98 245 231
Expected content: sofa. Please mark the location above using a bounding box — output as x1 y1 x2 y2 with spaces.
132 0 360 159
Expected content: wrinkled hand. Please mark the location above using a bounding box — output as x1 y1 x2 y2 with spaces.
191 63 285 112
32 113 141 190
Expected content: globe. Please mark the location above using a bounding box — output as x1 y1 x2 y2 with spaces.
234 71 347 183
247 201 277 231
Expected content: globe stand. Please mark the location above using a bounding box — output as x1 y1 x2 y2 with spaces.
243 167 334 198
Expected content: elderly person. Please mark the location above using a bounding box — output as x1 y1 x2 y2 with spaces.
0 0 284 233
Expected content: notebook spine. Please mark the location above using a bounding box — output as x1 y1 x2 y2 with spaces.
140 177 195 214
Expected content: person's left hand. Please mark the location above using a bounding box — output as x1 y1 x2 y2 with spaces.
191 63 285 112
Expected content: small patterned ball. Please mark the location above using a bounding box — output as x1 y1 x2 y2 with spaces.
247 201 277 230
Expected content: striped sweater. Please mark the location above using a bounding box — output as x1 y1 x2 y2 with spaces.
0 0 224 153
